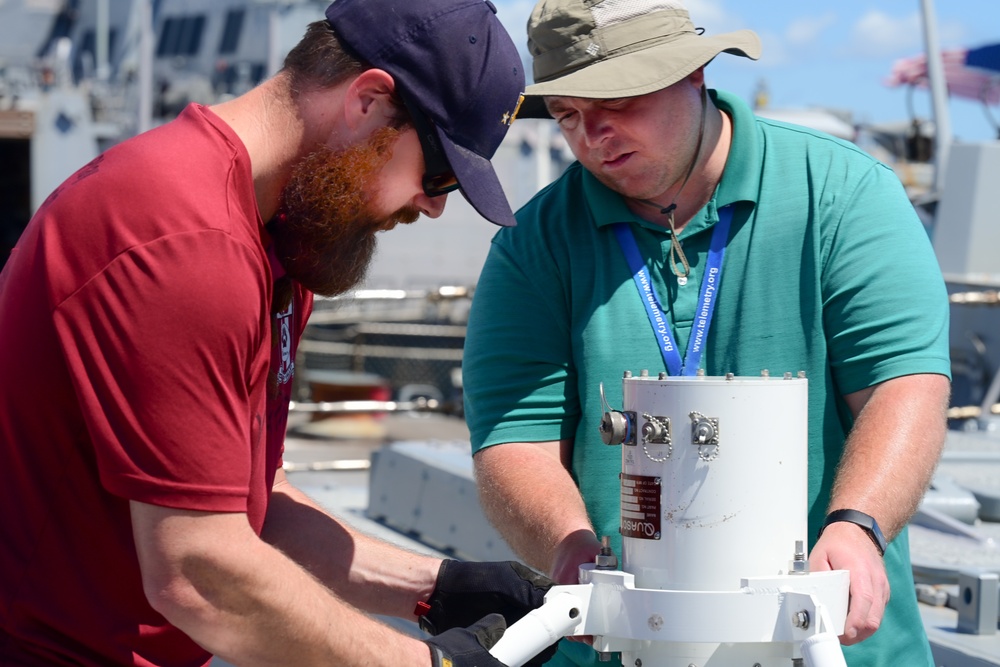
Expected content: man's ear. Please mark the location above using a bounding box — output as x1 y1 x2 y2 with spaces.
343 68 400 133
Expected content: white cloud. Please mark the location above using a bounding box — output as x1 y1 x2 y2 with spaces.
848 10 923 57
686 0 727 26
786 13 837 46
687 0 746 34
755 30 790 68
846 9 971 59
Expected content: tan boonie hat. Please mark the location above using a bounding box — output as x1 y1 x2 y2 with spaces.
525 0 762 101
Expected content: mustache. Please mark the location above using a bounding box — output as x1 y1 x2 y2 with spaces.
380 206 422 230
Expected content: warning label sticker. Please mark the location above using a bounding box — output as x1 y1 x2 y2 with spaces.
620 473 661 540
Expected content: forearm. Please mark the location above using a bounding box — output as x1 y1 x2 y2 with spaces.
832 373 951 539
131 503 431 667
261 475 441 619
474 441 600 580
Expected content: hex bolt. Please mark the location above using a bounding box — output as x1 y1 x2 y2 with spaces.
790 539 809 574
793 610 810 629
595 536 618 570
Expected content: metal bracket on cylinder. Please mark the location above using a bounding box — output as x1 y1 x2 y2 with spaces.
490 566 851 667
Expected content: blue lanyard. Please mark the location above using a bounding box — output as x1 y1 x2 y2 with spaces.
612 205 734 376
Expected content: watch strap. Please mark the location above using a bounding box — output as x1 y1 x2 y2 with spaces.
821 508 887 556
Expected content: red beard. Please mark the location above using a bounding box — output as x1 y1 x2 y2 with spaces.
270 126 421 297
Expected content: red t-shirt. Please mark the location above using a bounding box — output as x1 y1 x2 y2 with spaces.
0 104 312 665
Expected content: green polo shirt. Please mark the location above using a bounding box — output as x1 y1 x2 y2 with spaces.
463 89 949 667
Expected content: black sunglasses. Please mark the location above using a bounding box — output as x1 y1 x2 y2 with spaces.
403 98 460 198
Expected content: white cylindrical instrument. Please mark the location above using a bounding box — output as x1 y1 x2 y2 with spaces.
491 373 849 667
618 374 809 591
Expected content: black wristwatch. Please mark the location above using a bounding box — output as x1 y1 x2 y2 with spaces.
820 509 887 557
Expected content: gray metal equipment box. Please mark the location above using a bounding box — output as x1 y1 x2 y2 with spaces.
933 142 1000 280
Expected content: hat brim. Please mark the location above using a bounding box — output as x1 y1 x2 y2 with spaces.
522 30 761 117
437 128 516 227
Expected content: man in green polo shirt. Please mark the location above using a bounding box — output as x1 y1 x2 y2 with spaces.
462 1 951 666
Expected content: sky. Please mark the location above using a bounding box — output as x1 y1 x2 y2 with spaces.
490 0 1000 143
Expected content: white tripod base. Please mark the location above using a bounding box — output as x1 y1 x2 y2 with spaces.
490 566 850 667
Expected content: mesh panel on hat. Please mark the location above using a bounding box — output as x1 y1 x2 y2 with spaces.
591 0 687 28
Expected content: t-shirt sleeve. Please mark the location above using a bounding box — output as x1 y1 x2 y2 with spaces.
463 238 580 453
52 231 269 511
821 162 951 394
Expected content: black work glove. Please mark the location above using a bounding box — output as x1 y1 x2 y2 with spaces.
419 560 553 635
420 560 558 666
425 613 508 667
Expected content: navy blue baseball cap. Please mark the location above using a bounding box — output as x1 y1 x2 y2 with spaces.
326 0 525 227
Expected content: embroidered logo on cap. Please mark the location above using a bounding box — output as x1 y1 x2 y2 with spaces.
503 93 526 126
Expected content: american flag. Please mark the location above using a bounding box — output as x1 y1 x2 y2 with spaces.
885 43 1000 106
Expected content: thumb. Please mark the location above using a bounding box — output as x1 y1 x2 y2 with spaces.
808 543 833 572
469 613 507 651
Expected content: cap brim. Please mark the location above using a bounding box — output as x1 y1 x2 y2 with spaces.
437 128 516 227
516 95 553 120
526 30 761 101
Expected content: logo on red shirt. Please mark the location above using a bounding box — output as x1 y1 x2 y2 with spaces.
275 302 294 385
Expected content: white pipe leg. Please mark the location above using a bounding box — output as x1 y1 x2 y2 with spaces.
801 633 848 667
489 591 585 667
